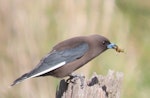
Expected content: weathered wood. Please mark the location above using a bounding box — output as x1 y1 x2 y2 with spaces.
56 70 123 98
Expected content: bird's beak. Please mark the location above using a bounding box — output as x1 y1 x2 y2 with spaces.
107 43 124 53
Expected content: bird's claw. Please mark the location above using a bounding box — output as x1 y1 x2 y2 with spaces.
66 73 85 89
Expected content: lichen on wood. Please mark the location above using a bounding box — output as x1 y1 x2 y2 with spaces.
56 70 123 98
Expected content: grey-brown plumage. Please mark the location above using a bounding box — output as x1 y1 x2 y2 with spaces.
11 34 121 86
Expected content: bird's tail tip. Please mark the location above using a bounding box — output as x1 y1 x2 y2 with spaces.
11 73 28 86
11 81 19 86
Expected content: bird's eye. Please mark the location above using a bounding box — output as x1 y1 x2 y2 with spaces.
102 41 106 45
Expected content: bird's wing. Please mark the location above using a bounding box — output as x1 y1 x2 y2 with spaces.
11 42 89 86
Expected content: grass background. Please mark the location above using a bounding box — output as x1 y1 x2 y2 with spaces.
0 0 150 98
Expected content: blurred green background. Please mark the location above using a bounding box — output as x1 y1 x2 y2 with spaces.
0 0 150 98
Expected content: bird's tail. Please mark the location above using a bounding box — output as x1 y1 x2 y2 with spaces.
11 73 29 86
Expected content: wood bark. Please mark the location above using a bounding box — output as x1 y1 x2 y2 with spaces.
56 70 123 98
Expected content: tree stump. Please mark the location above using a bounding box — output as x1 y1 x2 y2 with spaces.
56 70 123 98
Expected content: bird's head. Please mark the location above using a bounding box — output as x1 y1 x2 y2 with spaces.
92 34 124 53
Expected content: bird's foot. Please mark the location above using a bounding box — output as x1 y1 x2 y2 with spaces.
66 73 85 88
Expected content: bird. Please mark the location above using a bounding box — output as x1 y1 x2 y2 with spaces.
11 34 123 86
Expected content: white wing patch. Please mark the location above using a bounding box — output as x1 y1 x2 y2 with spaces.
29 61 66 78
